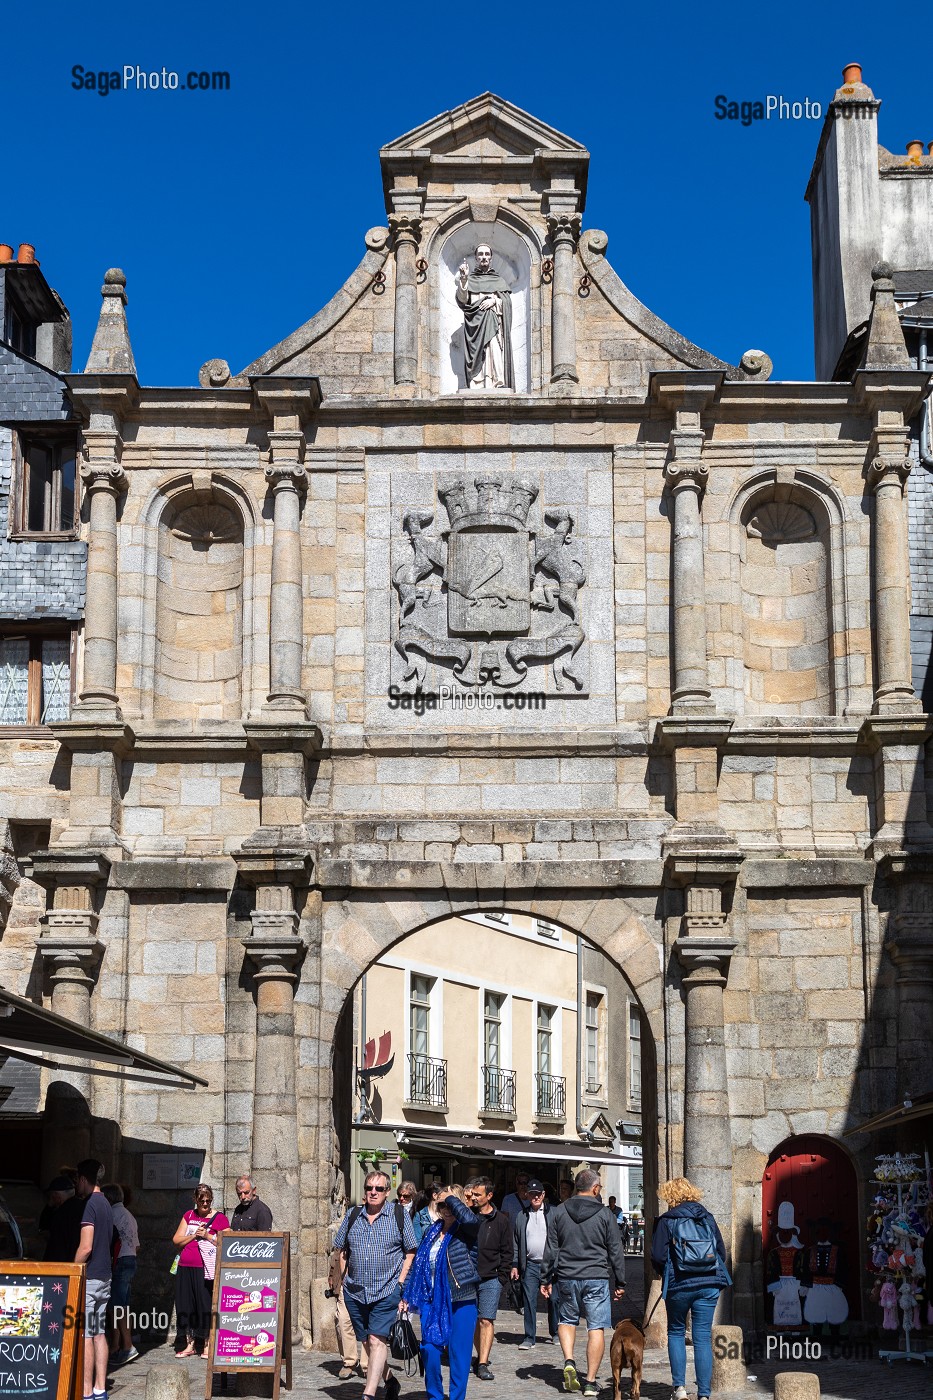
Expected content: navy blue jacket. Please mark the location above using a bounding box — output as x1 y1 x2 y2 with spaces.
443 1195 481 1300
651 1201 728 1295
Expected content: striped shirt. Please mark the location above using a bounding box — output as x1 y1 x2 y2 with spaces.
334 1204 418 1303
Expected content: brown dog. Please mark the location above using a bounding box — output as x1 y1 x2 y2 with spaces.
610 1318 645 1400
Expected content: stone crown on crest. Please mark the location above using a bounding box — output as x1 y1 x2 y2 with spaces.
438 475 539 531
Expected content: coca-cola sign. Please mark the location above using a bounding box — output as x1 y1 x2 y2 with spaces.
220 1233 283 1265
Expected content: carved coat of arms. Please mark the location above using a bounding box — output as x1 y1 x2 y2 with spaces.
392 476 587 691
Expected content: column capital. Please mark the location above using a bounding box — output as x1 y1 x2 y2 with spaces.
546 213 581 246
388 214 422 249
80 459 127 495
888 930 933 983
38 934 105 991
242 921 305 985
265 457 307 491
867 455 911 493
674 933 737 984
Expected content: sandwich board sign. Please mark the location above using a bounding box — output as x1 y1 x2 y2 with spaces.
0 1261 85 1400
205 1232 291 1399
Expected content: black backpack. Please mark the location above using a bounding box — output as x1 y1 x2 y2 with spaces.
344 1202 408 1266
667 1212 718 1279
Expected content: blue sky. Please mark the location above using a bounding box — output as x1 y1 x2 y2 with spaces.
6 1 925 385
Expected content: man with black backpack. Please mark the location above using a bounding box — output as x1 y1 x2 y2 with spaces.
650 1176 730 1400
334 1169 418 1400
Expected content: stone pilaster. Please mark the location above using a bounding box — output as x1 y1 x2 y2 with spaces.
252 377 321 720
265 448 307 714
879 858 933 1102
546 213 581 384
389 214 423 386
866 451 917 712
862 715 933 854
653 373 722 713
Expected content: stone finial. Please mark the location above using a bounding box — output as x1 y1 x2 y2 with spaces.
83 267 137 376
858 262 910 372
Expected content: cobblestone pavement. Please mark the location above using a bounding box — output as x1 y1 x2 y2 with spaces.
108 1323 933 1400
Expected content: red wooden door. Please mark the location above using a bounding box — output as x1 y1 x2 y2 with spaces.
762 1135 861 1320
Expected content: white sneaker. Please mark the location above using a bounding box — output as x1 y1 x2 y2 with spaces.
671 1389 688 1400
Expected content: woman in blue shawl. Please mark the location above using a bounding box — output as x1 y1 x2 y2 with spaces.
402 1187 482 1400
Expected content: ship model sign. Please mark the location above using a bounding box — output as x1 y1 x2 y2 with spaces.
392 476 587 693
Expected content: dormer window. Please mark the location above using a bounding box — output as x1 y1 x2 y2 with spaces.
3 299 36 358
13 433 78 537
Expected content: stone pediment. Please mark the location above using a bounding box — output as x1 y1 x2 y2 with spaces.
380 92 589 212
381 91 587 160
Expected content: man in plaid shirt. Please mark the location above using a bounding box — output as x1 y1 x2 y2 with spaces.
335 1169 417 1400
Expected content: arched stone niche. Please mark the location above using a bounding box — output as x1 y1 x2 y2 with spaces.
740 493 833 715
154 497 245 720
438 222 531 394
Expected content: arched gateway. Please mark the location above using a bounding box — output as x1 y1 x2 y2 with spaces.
298 890 666 1341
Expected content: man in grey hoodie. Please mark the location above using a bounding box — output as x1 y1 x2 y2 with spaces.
541 1169 626 1396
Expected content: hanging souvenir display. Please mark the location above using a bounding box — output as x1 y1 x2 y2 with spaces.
866 1151 930 1365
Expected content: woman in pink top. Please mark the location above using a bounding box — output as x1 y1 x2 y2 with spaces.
171 1184 229 1357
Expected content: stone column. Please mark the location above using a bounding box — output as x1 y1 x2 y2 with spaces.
236 844 311 1330
32 851 109 1179
78 453 127 710
389 215 422 386
547 213 581 384
672 872 738 1321
265 443 307 714
868 452 917 711
665 436 711 710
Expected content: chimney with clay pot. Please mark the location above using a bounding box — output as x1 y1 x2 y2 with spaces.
16 244 35 264
0 245 13 264
906 140 925 164
841 62 862 87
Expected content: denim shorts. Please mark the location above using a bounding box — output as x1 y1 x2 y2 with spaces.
344 1285 401 1341
476 1277 502 1321
557 1278 612 1331
112 1255 137 1309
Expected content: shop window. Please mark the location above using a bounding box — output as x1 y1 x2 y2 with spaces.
0 633 73 725
15 435 78 536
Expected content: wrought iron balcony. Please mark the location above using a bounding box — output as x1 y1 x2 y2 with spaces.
483 1065 516 1115
408 1053 448 1109
535 1072 566 1120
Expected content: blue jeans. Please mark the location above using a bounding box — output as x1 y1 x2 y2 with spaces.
423 1299 477 1400
521 1260 559 1342
666 1286 720 1397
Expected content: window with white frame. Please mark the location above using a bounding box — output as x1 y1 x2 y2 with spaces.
484 991 504 1069
536 1003 555 1075
585 991 603 1095
629 1003 642 1105
0 633 72 725
409 974 433 1059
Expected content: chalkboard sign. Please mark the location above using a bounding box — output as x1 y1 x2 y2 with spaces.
0 1261 85 1400
205 1232 291 1399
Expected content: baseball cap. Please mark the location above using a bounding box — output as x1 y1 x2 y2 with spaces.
526 1179 546 1194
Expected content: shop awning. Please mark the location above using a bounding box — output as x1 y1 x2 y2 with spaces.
401 1133 642 1167
843 1092 933 1136
0 984 207 1089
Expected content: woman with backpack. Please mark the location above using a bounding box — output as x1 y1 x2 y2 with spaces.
651 1177 730 1400
401 1186 481 1400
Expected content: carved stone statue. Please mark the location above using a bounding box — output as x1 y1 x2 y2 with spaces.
455 244 514 389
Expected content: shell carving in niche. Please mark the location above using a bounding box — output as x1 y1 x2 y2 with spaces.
169 503 241 545
746 500 816 544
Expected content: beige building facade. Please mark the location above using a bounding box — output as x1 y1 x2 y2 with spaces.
0 73 932 1343
348 911 644 1207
